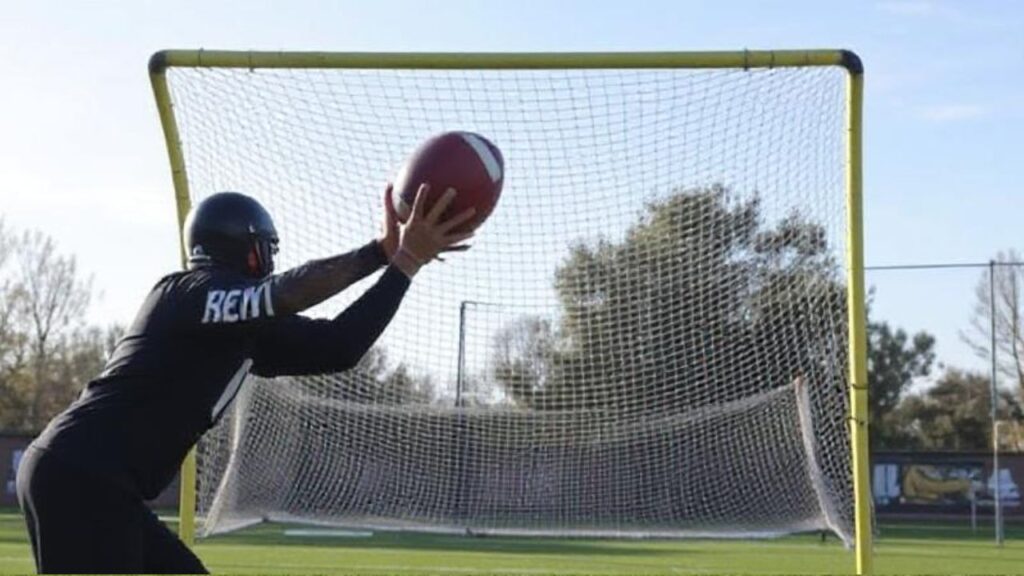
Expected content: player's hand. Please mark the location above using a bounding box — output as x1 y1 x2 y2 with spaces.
393 184 475 278
377 183 400 261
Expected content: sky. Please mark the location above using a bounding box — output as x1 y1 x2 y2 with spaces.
0 0 1022 382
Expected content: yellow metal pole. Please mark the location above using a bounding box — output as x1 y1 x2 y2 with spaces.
150 48 847 72
843 57 872 575
148 46 867 562
149 60 198 547
178 454 198 546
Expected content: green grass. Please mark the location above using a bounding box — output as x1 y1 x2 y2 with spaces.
3 509 1024 574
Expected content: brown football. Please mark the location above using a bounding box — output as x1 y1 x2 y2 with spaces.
392 131 504 233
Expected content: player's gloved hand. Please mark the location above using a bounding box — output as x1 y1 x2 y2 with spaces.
392 183 475 278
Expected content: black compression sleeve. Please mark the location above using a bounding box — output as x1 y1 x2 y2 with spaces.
269 241 387 316
250 265 411 377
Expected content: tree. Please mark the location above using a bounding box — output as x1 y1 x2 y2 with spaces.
0 222 118 432
292 345 434 405
961 250 1024 398
492 185 847 413
0 224 31 430
16 229 92 427
888 369 1022 451
867 317 936 449
492 316 556 409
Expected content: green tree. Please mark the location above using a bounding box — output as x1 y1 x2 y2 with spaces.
867 318 935 449
493 185 846 412
889 369 1021 451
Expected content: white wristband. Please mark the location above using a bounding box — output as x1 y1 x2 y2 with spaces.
393 247 423 278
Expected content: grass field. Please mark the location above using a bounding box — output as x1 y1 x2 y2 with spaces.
3 509 1024 574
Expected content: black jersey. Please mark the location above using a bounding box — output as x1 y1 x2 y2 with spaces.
31 241 409 499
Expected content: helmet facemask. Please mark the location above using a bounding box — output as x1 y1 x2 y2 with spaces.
248 227 279 278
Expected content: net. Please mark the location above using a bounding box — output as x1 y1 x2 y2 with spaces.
161 60 854 543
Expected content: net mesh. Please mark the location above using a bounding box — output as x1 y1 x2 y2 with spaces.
162 61 854 542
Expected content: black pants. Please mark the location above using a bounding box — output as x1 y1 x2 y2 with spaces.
16 445 207 574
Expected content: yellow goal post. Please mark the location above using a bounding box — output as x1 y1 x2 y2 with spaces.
148 49 869 575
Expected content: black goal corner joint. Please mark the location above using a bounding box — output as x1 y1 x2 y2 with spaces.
838 50 863 75
149 50 170 75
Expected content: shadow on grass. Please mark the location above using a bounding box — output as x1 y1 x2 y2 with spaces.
202 524 688 557
199 519 1024 558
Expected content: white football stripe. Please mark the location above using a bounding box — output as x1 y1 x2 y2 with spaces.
394 196 412 221
459 132 502 183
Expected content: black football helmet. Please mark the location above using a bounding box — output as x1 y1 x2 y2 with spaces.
183 192 279 278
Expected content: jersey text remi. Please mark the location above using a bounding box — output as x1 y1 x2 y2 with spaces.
202 282 274 323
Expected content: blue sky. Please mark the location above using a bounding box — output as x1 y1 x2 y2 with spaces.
0 0 1022 378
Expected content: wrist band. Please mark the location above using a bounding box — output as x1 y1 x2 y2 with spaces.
393 248 423 278
396 247 425 265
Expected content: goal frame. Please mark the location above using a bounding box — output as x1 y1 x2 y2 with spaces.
148 49 869 575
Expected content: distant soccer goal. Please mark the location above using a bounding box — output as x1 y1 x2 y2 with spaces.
150 49 869 572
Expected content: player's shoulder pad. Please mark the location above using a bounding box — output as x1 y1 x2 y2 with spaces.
189 268 276 324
